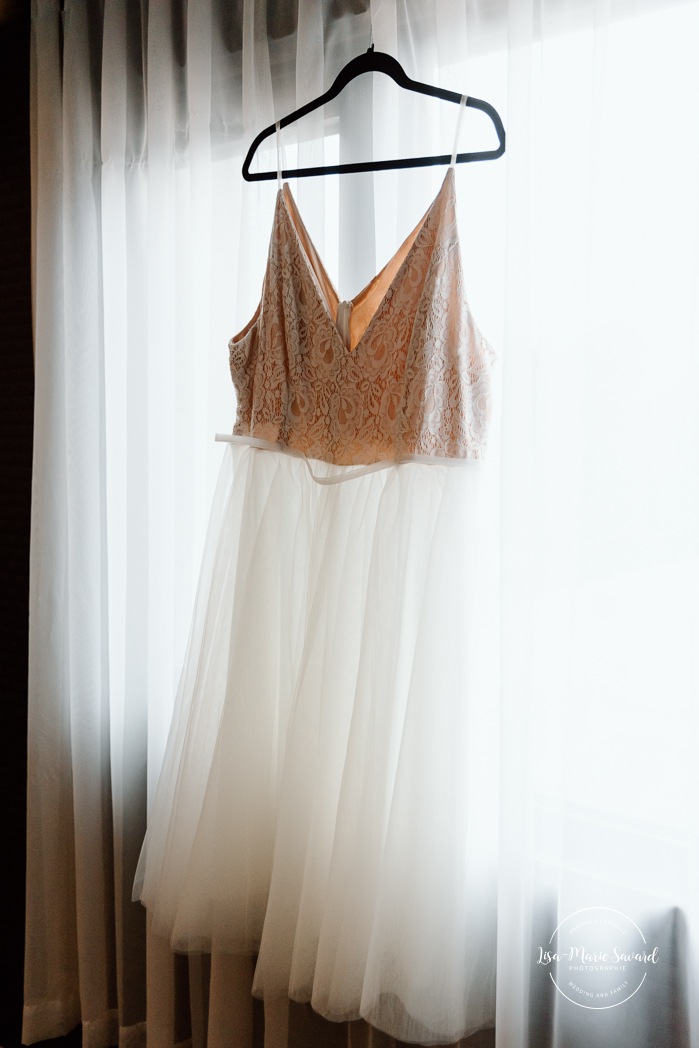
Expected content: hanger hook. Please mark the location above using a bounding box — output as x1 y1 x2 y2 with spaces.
368 22 373 52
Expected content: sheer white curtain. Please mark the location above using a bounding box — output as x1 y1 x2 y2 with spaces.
25 0 699 1046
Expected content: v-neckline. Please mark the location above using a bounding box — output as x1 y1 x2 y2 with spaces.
278 167 454 355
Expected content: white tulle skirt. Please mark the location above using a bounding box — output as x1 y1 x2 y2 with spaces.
133 439 499 1045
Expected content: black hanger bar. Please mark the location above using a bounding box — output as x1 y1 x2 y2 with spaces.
242 46 506 182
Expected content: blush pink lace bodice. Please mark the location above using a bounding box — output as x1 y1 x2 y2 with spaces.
228 167 496 467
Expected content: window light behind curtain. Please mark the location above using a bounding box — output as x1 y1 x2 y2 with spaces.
26 1 699 1047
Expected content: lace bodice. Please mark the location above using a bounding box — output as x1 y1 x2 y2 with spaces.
228 167 496 467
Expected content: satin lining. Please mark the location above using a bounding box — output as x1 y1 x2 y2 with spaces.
214 433 473 485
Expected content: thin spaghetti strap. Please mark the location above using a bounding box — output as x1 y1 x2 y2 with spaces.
450 95 468 168
275 120 282 191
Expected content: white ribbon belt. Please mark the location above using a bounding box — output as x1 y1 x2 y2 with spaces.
214 433 469 486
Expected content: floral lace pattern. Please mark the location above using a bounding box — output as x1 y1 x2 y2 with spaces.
228 168 496 466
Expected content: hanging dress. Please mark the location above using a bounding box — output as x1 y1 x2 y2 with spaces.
133 98 499 1046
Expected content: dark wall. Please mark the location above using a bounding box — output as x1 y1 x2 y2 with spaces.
0 5 33 1047
0 7 34 1048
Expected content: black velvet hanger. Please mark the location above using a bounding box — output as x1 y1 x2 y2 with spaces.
242 45 506 181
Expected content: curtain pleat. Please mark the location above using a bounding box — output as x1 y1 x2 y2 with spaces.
26 1 699 1046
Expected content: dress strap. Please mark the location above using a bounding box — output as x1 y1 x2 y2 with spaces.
450 94 469 168
275 120 282 191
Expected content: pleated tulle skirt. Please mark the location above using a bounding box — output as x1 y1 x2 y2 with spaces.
132 441 499 1045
